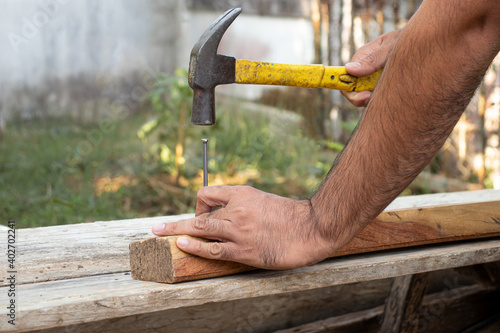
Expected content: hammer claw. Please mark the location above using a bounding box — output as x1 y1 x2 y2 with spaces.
189 8 242 126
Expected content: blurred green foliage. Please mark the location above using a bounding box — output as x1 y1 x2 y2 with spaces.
0 116 147 228
139 69 329 196
138 69 193 176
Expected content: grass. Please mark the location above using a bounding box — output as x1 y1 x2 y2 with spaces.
1 101 478 230
1 104 334 229
0 114 148 228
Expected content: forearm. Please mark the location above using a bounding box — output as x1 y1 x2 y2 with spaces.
311 0 500 247
154 0 500 270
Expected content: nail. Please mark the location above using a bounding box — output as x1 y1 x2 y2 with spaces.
202 138 209 187
152 224 165 233
177 237 189 248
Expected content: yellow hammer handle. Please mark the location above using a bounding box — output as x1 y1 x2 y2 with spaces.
235 59 381 92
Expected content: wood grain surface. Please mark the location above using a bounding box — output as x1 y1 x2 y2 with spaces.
1 190 499 332
130 199 500 283
3 239 500 332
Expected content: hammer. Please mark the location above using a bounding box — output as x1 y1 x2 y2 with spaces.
189 8 382 126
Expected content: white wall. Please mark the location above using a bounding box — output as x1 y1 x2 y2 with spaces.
0 1 314 123
0 0 185 122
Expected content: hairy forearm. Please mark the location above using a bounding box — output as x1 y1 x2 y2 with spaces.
311 0 500 248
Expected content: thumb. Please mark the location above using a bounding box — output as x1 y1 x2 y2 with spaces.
345 49 385 77
345 30 400 77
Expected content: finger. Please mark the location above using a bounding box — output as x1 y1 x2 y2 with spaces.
195 185 241 216
346 51 384 77
346 31 399 77
345 42 384 77
176 236 239 262
349 42 381 63
152 214 231 241
341 90 372 107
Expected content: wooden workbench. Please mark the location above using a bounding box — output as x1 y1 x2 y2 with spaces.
1 190 500 332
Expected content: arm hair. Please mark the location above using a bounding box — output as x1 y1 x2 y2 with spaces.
310 0 500 247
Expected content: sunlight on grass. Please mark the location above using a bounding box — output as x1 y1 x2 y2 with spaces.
94 176 139 196
1 105 335 228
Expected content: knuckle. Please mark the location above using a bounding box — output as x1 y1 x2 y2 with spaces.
231 206 246 216
208 242 225 259
166 222 177 232
237 185 252 193
193 217 220 233
194 217 209 231
361 53 376 66
193 240 203 252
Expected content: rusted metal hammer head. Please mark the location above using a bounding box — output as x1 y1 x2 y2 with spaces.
189 8 242 126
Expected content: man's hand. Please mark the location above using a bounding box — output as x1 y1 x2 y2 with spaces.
151 0 500 273
152 185 335 270
342 30 400 107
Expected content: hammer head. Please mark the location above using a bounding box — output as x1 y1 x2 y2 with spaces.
189 8 242 126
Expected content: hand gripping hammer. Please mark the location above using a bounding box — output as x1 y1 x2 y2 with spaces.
189 8 382 126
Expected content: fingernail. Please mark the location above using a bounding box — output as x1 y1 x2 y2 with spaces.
152 224 165 233
346 61 361 69
177 237 189 248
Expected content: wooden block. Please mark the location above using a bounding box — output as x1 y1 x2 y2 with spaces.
130 200 500 283
129 235 253 283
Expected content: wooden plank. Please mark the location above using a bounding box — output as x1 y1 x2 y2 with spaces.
379 273 430 332
2 238 500 332
25 279 394 333
130 199 500 283
0 214 193 287
1 190 497 287
384 189 500 210
337 200 500 255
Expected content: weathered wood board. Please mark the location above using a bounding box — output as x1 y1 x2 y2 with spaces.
130 198 500 283
2 239 500 332
379 272 430 332
337 200 500 255
0 213 193 286
2 189 495 287
0 190 499 332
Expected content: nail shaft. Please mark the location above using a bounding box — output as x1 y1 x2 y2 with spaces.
202 139 209 187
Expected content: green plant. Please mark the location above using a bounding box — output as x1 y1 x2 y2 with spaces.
206 105 324 195
340 119 359 133
138 69 193 181
0 115 148 228
138 70 329 197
